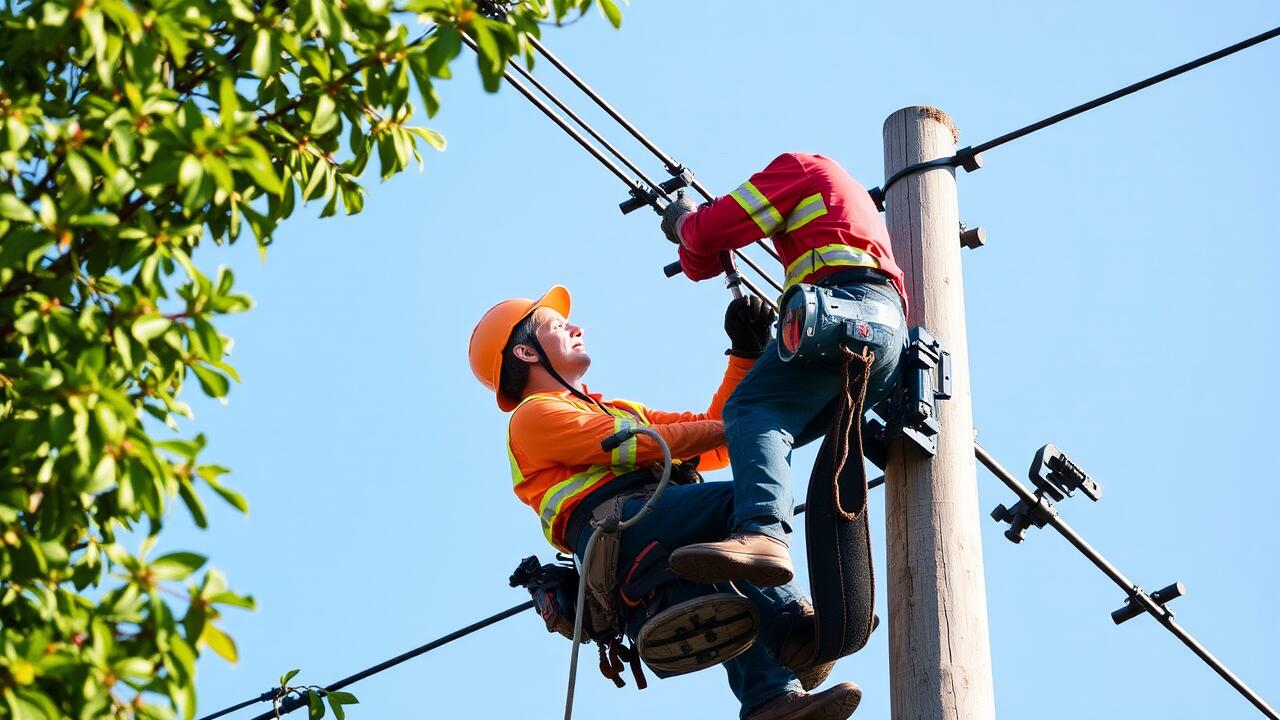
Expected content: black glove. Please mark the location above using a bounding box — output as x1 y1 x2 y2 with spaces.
660 195 698 244
724 295 776 359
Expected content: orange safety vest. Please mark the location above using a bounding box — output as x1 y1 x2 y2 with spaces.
505 357 751 552
508 394 654 550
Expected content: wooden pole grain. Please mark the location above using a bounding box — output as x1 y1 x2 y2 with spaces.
881 106 996 720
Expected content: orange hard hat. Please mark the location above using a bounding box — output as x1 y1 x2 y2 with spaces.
469 285 572 412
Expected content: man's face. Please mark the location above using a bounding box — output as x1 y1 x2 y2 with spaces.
532 307 590 377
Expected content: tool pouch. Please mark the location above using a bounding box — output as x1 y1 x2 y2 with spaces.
804 346 877 664
583 527 623 638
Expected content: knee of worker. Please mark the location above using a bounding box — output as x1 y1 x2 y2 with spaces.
725 420 796 468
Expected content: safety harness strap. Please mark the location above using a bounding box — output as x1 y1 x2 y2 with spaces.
803 346 877 664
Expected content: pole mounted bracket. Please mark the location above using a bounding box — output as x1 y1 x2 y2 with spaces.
1112 581 1185 625
868 147 985 212
866 328 952 461
991 444 1101 543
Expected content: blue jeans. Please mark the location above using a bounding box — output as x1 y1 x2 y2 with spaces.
724 281 907 542
573 482 802 718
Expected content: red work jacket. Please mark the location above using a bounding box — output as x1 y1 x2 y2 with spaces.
677 152 908 313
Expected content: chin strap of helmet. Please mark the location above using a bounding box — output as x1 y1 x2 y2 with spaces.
527 334 609 414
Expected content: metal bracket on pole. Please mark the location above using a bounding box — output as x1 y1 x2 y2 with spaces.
866 328 952 460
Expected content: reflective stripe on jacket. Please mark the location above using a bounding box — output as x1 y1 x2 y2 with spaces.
506 356 753 551
677 152 908 314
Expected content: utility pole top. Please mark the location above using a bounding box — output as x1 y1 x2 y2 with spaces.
881 105 997 720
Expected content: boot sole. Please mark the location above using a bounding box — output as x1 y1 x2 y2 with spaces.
637 593 759 675
813 686 862 720
746 684 862 720
668 548 794 588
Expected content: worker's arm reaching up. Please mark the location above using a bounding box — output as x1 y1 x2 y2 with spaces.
672 153 812 280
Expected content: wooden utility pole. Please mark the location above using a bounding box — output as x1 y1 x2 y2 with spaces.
881 106 996 719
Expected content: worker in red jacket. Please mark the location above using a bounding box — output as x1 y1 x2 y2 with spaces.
660 152 908 588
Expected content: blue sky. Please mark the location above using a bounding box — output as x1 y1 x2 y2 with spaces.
177 2 1279 718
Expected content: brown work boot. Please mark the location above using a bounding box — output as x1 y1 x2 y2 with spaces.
773 601 834 691
669 533 794 587
745 683 862 720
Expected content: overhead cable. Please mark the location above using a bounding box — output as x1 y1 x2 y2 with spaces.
870 25 1280 206
200 601 534 720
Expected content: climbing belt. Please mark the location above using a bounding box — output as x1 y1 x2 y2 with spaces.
804 346 877 664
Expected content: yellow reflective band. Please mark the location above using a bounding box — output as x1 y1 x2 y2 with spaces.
785 193 827 233
610 417 639 468
538 466 612 546
729 181 784 236
784 244 879 289
507 444 525 488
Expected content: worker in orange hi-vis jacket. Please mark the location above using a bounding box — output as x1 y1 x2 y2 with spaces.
469 285 863 720
660 152 909 591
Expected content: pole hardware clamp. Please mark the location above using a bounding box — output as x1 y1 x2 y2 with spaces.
868 146 985 212
1030 443 1102 502
865 327 952 459
991 444 1099 543
618 170 694 215
1112 581 1185 625
959 225 986 249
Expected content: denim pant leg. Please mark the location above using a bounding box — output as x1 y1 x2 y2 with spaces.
725 282 907 538
573 482 802 715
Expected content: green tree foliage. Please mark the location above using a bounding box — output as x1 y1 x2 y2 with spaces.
0 0 618 717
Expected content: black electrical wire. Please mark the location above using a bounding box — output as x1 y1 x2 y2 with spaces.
970 24 1280 157
203 472 896 720
527 36 784 266
974 444 1279 720
201 602 534 720
873 25 1280 203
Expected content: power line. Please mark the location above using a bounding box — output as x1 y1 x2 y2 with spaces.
195 477 896 720
970 24 1280 156
871 24 1280 206
199 601 534 720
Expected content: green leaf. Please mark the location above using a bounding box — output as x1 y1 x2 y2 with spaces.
179 155 204 193
149 551 207 581
407 126 447 151
131 314 172 343
599 0 623 28
307 690 325 719
190 364 230 398
0 194 35 223
326 691 358 720
68 212 120 227
311 95 338 136
251 29 275 78
281 669 301 688
200 623 238 663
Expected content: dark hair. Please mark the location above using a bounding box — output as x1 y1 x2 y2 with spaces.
498 310 541 406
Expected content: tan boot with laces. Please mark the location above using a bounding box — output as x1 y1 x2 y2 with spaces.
744 682 862 720
668 532 795 587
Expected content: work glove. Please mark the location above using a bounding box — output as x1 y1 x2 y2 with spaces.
724 295 776 359
660 195 698 244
